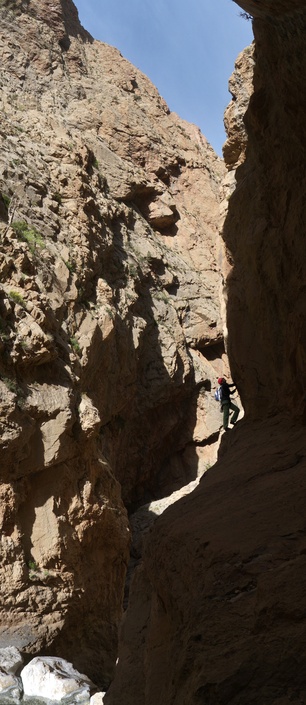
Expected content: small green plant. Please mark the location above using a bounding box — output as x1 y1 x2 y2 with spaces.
9 290 26 307
93 157 99 169
28 561 50 582
2 376 19 394
53 192 62 205
77 286 85 303
28 560 37 571
70 336 81 355
28 560 45 581
11 220 44 254
64 259 75 273
1 192 10 210
105 306 115 320
128 263 138 278
20 338 29 350
155 290 170 304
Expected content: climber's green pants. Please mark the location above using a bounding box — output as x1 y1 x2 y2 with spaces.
222 401 239 429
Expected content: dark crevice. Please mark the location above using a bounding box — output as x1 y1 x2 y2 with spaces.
198 340 225 361
196 430 220 448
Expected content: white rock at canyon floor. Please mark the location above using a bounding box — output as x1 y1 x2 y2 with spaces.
90 693 106 705
0 647 23 675
21 656 96 702
0 647 23 700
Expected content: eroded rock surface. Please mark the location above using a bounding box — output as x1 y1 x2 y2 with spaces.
21 656 95 702
106 1 306 703
0 0 225 685
108 419 306 705
0 646 23 701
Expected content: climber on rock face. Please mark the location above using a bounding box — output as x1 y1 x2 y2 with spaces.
217 377 239 431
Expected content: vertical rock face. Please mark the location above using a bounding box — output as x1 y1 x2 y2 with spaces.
225 2 306 420
223 45 255 170
0 0 225 684
106 2 306 704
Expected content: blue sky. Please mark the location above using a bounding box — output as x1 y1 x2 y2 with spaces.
73 0 253 156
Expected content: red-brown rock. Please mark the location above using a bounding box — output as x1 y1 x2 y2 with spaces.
107 1 306 702
0 0 226 685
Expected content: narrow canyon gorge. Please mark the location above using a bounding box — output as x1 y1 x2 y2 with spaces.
0 0 305 703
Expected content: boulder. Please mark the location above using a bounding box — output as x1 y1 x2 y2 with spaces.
0 648 23 676
90 694 106 705
0 672 22 702
21 656 96 702
0 647 23 701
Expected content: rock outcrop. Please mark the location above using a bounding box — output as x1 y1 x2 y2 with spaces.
0 0 226 686
225 1 306 420
0 647 106 703
21 656 95 702
106 2 306 704
0 646 23 701
223 44 255 170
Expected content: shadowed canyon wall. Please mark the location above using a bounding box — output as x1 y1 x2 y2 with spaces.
226 0 306 420
106 2 306 704
0 0 227 687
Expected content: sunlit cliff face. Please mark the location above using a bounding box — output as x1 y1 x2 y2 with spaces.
0 0 225 685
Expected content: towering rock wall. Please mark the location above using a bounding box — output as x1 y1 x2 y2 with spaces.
225 1 306 420
107 2 306 704
0 0 225 685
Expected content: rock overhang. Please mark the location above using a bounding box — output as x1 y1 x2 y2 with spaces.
234 0 305 18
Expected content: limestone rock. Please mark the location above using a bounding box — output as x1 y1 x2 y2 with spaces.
21 656 95 701
0 647 23 701
78 393 101 438
0 647 23 675
90 694 106 705
0 672 22 701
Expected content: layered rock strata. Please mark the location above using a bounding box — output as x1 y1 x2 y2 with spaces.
107 1 306 703
0 0 225 685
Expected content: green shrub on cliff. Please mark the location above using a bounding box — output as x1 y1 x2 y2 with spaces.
12 220 44 254
0 192 10 210
70 336 81 356
9 290 26 307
